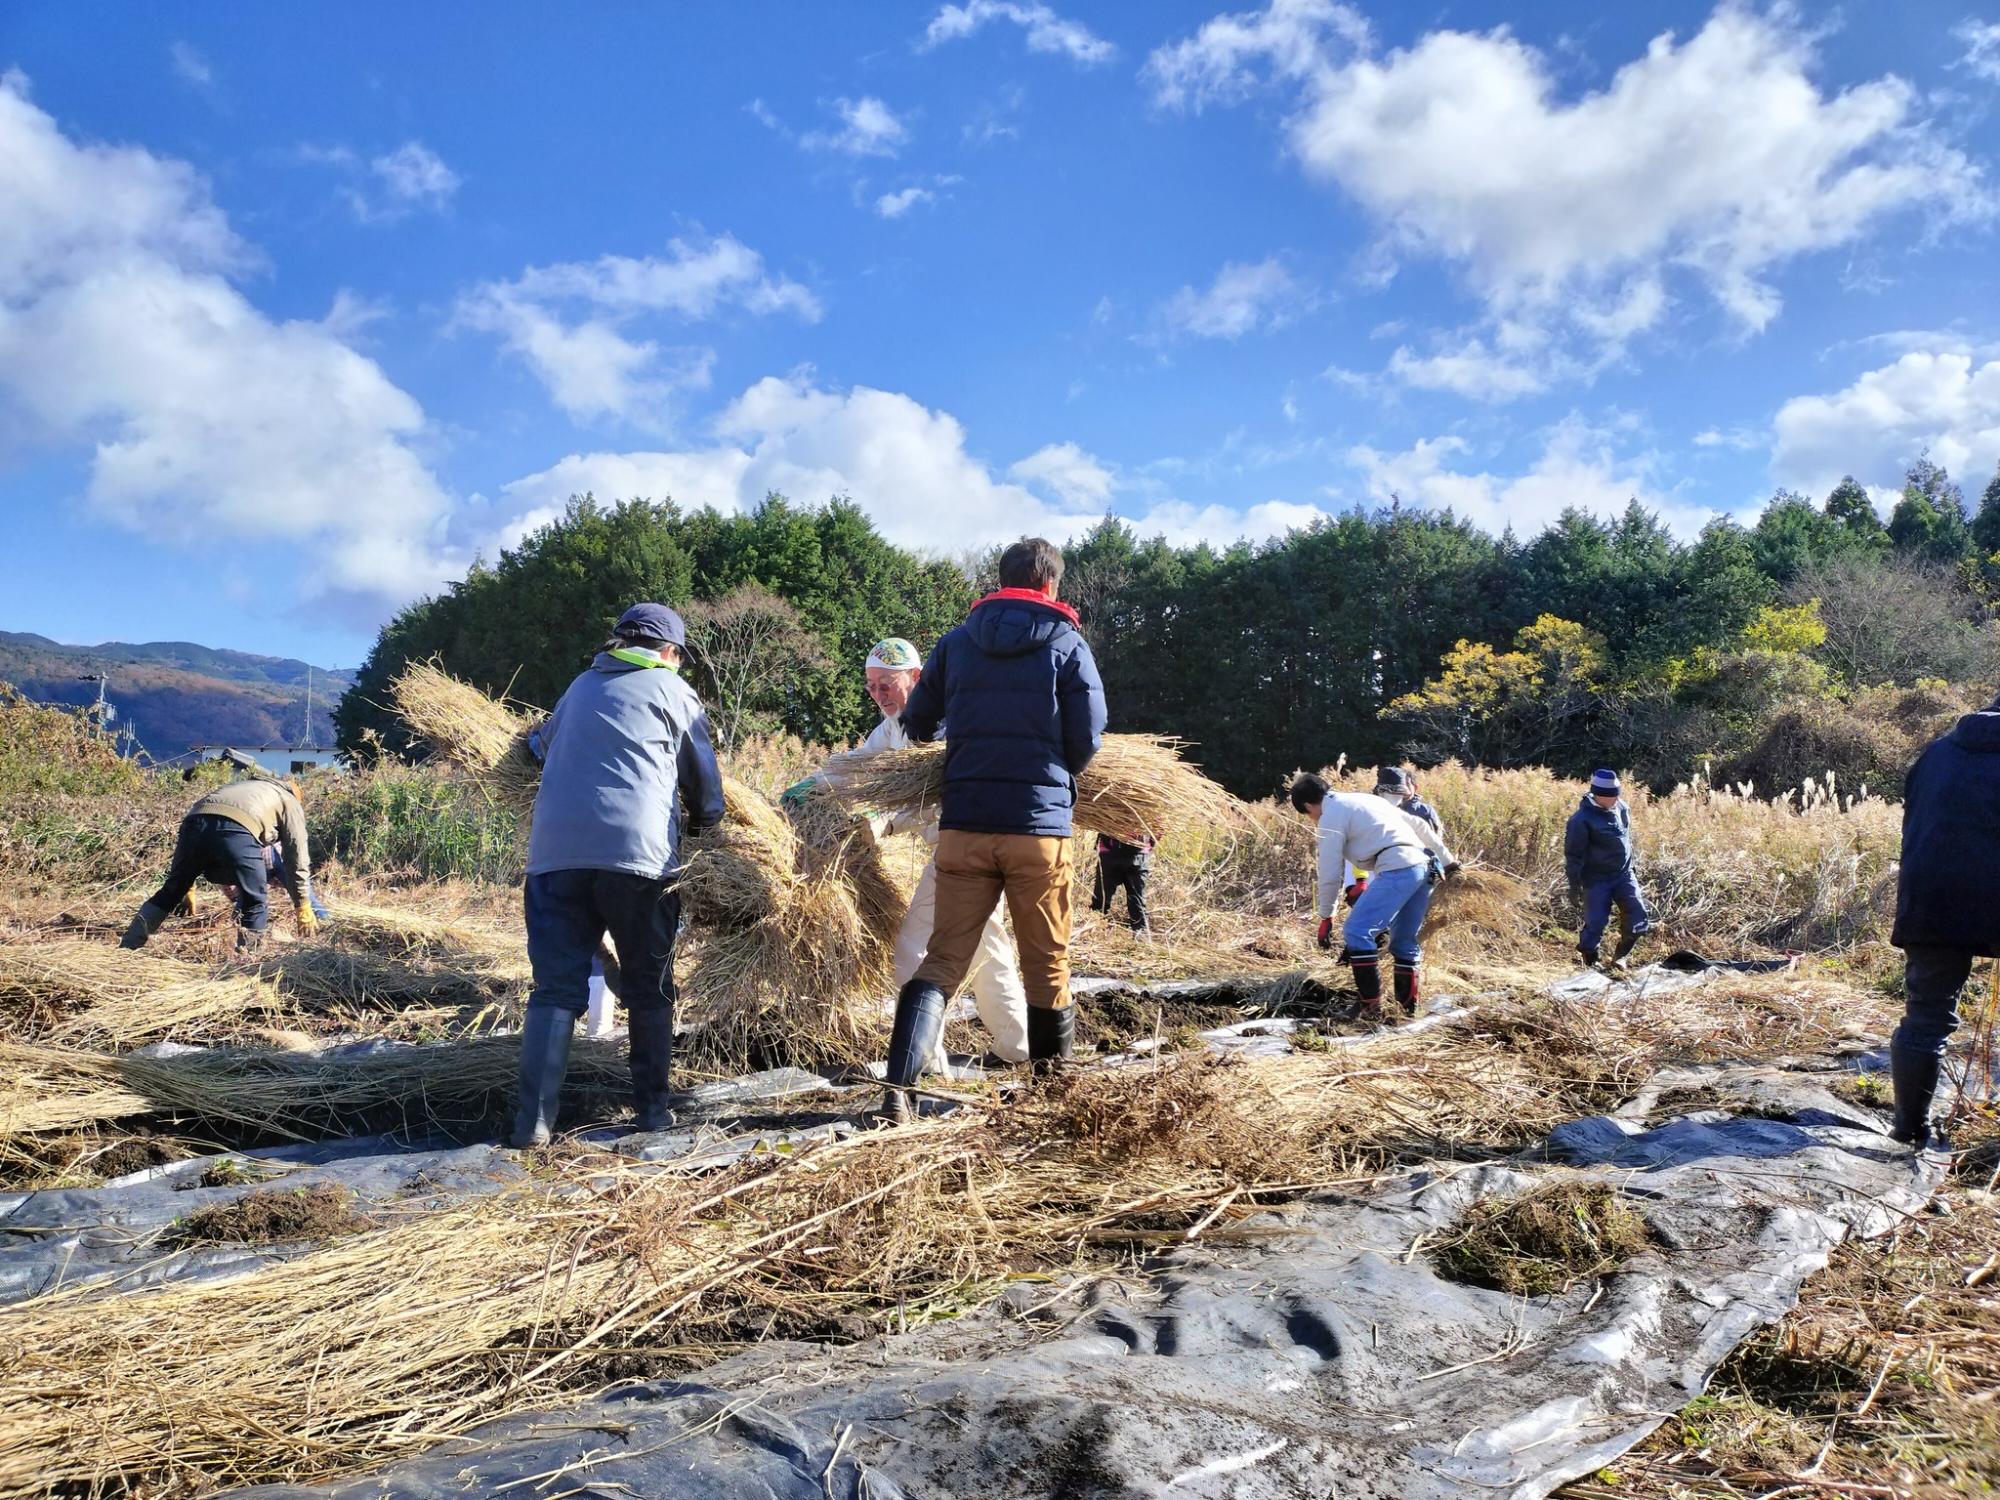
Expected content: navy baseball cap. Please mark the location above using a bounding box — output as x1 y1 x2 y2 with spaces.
1374 766 1412 795
614 602 686 647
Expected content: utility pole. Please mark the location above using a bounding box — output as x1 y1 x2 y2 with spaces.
302 665 314 746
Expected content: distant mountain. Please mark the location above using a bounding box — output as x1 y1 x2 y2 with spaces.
0 631 353 761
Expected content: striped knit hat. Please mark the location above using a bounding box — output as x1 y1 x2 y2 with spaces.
1589 768 1621 795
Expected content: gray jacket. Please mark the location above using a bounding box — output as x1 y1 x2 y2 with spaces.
525 653 726 880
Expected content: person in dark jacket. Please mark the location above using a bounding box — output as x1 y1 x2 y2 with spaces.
1091 833 1154 933
1563 768 1652 968
509 602 726 1148
882 538 1108 1119
1886 696 2000 1152
1374 766 1444 838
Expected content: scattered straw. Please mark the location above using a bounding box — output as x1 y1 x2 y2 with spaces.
0 937 283 1047
170 1183 374 1247
1433 1179 1652 1297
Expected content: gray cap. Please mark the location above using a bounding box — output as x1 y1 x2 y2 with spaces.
1374 765 1412 796
614 602 686 648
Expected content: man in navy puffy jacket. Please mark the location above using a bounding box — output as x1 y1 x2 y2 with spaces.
1887 696 2000 1152
880 537 1107 1117
1563 768 1652 968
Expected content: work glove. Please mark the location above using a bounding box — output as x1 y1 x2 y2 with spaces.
1316 916 1335 951
1566 883 1582 914
779 779 815 811
176 891 197 919
1342 878 1368 907
1443 861 1462 879
296 902 319 938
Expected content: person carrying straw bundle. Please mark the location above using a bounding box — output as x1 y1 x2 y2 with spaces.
879 538 1107 1121
509 602 725 1147
784 637 1031 1069
121 775 318 955
1290 770 1458 1021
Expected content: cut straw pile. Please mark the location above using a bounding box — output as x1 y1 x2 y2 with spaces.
0 938 283 1048
823 733 1245 843
0 973 1871 1497
0 1033 633 1141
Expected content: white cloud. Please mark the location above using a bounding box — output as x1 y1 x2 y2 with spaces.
1157 257 1311 340
1692 425 1759 451
0 72 454 604
498 375 1320 556
168 41 212 88
1149 3 1985 381
1386 338 1550 402
1010 441 1115 506
457 234 818 426
876 186 935 218
370 141 459 210
1124 497 1327 547
1347 417 1707 537
1772 350 2000 499
921 2 1117 65
803 96 910 157
1956 19 2000 82
300 138 461 223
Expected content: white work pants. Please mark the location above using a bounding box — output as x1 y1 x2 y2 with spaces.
897 854 1030 1066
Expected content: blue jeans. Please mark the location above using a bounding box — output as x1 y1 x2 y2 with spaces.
1580 870 1651 954
1343 864 1434 965
525 869 680 1017
147 814 269 931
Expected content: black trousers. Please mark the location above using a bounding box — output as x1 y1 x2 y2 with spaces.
1091 855 1149 930
147 814 270 931
1895 945 1972 1061
525 869 680 1016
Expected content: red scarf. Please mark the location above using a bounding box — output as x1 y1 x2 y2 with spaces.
972 587 1080 626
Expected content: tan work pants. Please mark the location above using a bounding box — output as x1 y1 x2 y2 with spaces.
897 854 1030 1064
915 831 1074 1012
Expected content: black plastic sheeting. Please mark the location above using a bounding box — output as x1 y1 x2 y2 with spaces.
232 1063 1938 1500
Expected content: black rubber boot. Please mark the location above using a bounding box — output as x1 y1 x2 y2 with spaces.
1027 1005 1075 1073
119 902 168 951
626 1006 676 1132
1611 930 1641 968
1579 944 1601 969
1350 954 1383 1019
1392 961 1420 1017
1888 1040 1944 1151
879 980 947 1124
235 925 268 956
509 1005 577 1148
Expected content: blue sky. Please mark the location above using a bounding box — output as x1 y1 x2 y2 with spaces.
3 1 1999 669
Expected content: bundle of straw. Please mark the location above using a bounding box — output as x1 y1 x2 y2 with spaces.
822 734 1246 843
388 660 542 813
0 1034 631 1141
0 938 283 1048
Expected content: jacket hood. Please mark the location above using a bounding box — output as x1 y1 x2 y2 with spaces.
965 595 1077 658
1951 710 2000 753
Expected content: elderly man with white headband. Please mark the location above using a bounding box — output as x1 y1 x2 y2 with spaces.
788 637 1030 1068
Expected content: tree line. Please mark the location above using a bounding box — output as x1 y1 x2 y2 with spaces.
337 460 2000 800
